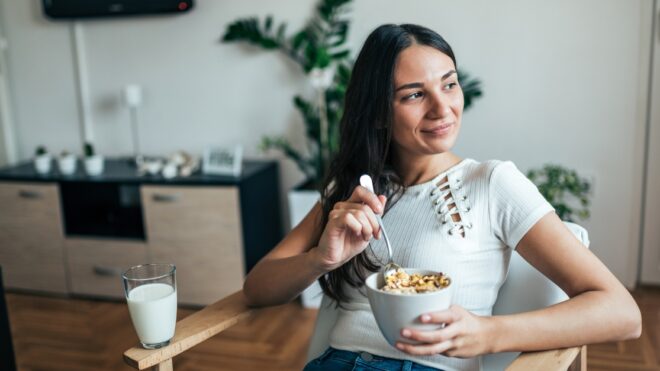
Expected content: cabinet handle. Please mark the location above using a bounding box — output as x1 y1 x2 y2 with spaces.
152 193 179 203
93 265 124 277
18 190 42 199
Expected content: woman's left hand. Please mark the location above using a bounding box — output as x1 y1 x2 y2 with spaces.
395 305 495 358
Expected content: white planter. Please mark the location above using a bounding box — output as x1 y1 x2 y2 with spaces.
288 187 324 308
84 155 104 176
34 155 52 175
57 155 77 175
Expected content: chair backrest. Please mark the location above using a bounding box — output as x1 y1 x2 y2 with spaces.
306 222 590 370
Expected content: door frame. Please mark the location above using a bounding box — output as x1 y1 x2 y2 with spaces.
639 0 660 285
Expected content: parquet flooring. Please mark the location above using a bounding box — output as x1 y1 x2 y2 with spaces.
5 287 660 371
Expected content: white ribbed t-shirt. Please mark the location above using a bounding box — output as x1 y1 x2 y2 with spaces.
328 158 555 371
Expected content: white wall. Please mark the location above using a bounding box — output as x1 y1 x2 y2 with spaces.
0 0 653 288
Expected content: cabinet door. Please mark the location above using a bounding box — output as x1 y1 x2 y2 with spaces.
0 182 67 293
65 238 147 298
141 186 244 305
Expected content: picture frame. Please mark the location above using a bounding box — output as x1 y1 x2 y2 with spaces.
202 145 242 176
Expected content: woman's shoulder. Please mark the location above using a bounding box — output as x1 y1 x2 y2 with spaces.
461 158 521 180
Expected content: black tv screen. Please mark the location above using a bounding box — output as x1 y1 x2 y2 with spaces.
42 0 194 19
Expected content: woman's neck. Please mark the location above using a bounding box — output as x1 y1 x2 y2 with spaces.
393 152 463 186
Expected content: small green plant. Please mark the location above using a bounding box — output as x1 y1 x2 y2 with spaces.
84 142 95 158
221 0 483 189
35 146 47 156
527 164 592 222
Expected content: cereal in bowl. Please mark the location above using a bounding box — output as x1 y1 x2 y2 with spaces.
381 269 451 294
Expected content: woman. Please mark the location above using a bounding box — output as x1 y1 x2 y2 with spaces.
243 24 641 371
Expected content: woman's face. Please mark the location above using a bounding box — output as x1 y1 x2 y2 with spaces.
391 44 464 159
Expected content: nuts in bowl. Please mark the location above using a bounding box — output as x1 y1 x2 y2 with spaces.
366 268 454 347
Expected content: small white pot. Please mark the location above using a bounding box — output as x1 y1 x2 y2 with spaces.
34 155 52 175
58 154 77 175
84 155 104 176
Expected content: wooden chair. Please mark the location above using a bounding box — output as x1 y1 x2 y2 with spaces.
124 222 589 371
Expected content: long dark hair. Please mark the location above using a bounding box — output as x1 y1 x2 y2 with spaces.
317 24 458 304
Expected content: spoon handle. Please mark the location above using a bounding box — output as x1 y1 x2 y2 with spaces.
359 175 394 262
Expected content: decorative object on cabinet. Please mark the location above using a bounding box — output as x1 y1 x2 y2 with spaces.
57 150 77 176
203 146 242 176
83 142 104 176
33 146 51 175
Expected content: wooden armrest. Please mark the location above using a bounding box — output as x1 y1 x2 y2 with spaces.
507 345 587 371
123 290 587 371
123 291 253 370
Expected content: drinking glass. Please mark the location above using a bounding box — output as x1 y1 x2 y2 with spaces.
122 263 177 349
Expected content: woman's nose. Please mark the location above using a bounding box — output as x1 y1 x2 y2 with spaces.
427 91 451 119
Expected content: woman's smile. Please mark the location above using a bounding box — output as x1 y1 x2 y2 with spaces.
420 122 454 137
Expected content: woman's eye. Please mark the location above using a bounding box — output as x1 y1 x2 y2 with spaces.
403 92 423 101
444 82 458 90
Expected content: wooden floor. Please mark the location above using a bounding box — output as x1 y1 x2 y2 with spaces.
5 286 660 371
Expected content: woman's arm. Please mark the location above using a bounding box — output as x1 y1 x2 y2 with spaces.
243 188 386 307
489 212 641 352
242 202 326 307
397 212 641 357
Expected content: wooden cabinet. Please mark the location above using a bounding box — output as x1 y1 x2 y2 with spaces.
0 160 282 305
65 238 147 298
0 182 67 293
141 185 245 305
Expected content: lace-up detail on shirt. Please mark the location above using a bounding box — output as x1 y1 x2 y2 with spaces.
430 176 472 237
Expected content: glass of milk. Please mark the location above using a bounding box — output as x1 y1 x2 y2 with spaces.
122 263 177 349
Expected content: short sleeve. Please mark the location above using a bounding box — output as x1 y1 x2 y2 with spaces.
488 161 555 249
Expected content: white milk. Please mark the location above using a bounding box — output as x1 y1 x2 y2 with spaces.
127 283 177 345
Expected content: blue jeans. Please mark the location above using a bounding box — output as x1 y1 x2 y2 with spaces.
303 347 444 371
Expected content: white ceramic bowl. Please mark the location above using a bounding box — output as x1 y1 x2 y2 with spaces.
365 268 454 347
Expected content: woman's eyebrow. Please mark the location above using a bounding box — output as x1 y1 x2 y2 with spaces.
394 70 457 92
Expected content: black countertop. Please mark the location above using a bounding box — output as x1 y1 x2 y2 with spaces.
0 158 275 186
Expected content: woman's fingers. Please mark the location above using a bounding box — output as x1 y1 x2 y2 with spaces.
334 204 381 240
350 210 374 241
329 209 373 241
346 186 385 214
420 307 460 324
401 324 459 344
396 339 454 356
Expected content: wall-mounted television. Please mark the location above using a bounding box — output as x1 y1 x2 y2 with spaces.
42 0 194 20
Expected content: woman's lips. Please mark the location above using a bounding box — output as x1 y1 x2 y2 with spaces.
421 123 454 136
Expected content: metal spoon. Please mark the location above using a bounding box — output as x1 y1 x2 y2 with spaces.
359 174 401 278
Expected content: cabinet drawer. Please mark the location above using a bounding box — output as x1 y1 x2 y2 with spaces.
141 185 244 305
66 238 148 298
0 182 67 293
141 186 243 244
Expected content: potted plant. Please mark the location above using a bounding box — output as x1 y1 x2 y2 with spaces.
527 164 592 222
33 146 51 175
57 150 77 176
83 142 104 176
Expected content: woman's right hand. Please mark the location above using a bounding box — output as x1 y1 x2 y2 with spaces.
313 186 387 272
